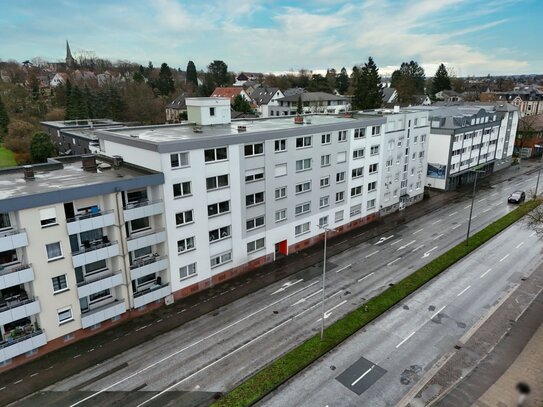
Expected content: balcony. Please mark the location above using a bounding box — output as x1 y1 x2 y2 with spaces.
130 255 168 280
133 283 171 308
0 264 34 290
0 329 47 363
72 240 120 268
81 300 126 329
127 229 166 252
0 297 41 325
77 271 124 299
0 229 28 252
66 209 115 235
123 200 164 222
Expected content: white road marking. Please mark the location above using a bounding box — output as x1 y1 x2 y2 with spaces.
135 325 150 332
375 235 394 245
480 268 492 278
358 272 375 283
433 234 444 240
448 211 458 217
431 219 442 224
30 373 39 377
422 246 438 258
351 365 375 386
396 331 416 348
482 208 491 213
413 228 424 235
365 250 380 258
73 354 81 359
472 214 478 219
397 240 416 251
464 204 471 209
0 387 5 391
457 285 472 297
451 224 462 230
318 300 348 321
516 241 525 249
490 192 499 197
499 254 510 262
14 380 23 384
431 305 447 319
530 231 536 237
291 289 322 306
478 198 486 202
390 238 403 246
271 279 304 294
335 264 352 273
387 257 402 266
412 244 425 252
70 280 319 407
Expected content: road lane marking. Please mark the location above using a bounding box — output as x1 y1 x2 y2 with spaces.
294 291 342 319
431 219 442 224
448 211 458 217
412 244 425 252
365 250 380 258
335 264 352 273
431 305 447 319
422 246 438 258
14 379 23 384
318 300 348 321
490 192 499 197
499 254 510 262
478 198 486 202
451 224 462 230
396 331 416 348
30 373 39 378
291 289 322 306
516 242 525 249
480 268 492 278
375 235 394 245
482 208 491 213
464 204 471 209
390 238 403 246
413 228 424 235
397 240 416 251
351 365 375 386
358 272 374 283
472 214 478 219
530 231 536 237
387 257 402 266
271 279 304 294
433 234 444 241
457 285 471 297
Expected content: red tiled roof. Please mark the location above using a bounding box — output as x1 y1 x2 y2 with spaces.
211 87 245 100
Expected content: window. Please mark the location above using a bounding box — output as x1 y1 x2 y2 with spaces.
353 148 365 159
247 216 265 231
321 133 331 144
275 209 287 222
352 167 364 179
367 199 376 209
0 213 11 230
130 217 150 233
384 191 391 201
370 145 379 155
275 187 287 200
208 200 230 217
209 226 231 242
350 204 362 216
210 107 215 116
421 134 426 142
89 289 111 303
386 158 393 168
295 181 311 194
369 163 378 174
295 202 311 216
371 125 381 136
318 216 329 227
419 150 425 158
173 181 191 198
58 307 73 324
413 136 418 144
320 176 330 188
244 143 264 156
39 207 57 227
52 275 68 293
335 210 344 222
275 163 287 177
136 273 155 287
247 238 265 253
338 131 347 142
336 191 345 203
46 242 63 261
295 222 310 236
204 147 227 162
180 262 197 279
321 154 331 167
177 236 195 253
170 152 189 168
206 174 229 191
351 186 362 197
296 136 312 148
246 192 265 206
354 128 365 139
275 139 287 152
337 151 347 163
126 188 147 205
176 210 193 226
245 168 264 182
210 251 232 268
412 152 416 160
320 196 330 208
296 158 312 172
336 172 345 183
368 181 377 192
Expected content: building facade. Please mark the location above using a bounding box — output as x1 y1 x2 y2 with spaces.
272 92 351 116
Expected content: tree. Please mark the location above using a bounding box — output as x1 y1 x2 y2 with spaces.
0 95 9 137
155 63 175 96
432 63 451 96
336 67 349 95
297 96 303 115
133 71 145 83
353 57 384 109
307 74 332 92
208 60 229 87
186 60 198 90
4 120 35 155
232 94 252 114
391 60 426 105
30 132 57 163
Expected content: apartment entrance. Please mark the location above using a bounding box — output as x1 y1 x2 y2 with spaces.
275 240 288 259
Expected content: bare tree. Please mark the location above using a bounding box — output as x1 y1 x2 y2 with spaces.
524 204 543 235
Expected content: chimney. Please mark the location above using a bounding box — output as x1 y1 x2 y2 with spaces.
393 105 400 113
82 155 97 171
112 155 123 168
23 165 35 180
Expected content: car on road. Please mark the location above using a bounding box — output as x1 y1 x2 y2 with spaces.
508 191 526 204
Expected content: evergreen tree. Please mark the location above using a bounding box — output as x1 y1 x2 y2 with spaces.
391 60 426 105
156 63 175 96
297 96 303 115
0 95 9 137
207 60 229 87
65 80 76 120
108 87 126 120
133 71 145 83
432 63 452 95
30 132 57 163
232 94 252 113
353 57 384 109
325 68 337 92
336 67 349 95
83 85 96 119
186 60 198 89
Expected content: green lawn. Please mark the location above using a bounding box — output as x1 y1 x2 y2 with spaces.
0 144 16 167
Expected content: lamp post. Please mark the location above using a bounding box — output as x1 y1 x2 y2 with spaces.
317 224 335 341
466 169 486 246
534 144 542 197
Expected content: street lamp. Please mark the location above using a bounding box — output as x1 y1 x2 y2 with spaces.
466 169 486 246
534 145 543 197
317 224 336 340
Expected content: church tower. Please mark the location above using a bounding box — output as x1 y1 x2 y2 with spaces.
66 40 75 68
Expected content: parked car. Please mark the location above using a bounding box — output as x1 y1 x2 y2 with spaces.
508 191 526 204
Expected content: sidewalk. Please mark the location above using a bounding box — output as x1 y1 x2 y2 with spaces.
0 160 539 406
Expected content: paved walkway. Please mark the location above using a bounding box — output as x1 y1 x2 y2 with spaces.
0 160 541 406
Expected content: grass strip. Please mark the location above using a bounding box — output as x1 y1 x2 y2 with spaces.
214 199 541 407
0 144 16 167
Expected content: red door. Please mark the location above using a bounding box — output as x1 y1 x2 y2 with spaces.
276 240 288 256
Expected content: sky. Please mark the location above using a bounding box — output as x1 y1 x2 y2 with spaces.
0 0 541 77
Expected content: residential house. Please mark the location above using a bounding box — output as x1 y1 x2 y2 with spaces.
495 85 543 117
234 72 261 86
50 73 69 88
273 92 351 116
165 94 187 123
210 87 251 104
250 87 284 118
515 113 543 157
435 90 462 102
382 88 398 106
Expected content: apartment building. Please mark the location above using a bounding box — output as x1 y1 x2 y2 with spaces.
95 98 429 302
272 92 351 116
0 157 164 368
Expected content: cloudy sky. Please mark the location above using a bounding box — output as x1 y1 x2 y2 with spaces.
0 0 540 76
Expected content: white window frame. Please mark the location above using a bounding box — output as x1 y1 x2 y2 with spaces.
244 143 264 157
247 237 265 254
321 133 331 144
296 158 312 172
58 306 73 325
294 222 311 236
52 274 68 293
295 181 311 194
275 139 287 152
170 152 189 168
319 196 330 208
206 174 229 191
204 147 228 162
321 154 331 167
173 181 192 198
247 215 265 231
210 251 232 268
296 136 312 149
275 186 287 200
368 181 377 192
320 176 330 188
177 236 196 254
208 201 230 217
180 262 197 280
353 148 365 159
275 209 287 223
351 186 362 197
295 201 311 216
336 172 346 183
246 192 265 206
336 191 345 203
46 242 63 261
176 210 194 226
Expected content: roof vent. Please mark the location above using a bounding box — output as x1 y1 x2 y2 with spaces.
394 105 400 113
193 126 203 133
23 165 35 180
237 125 247 132
82 155 97 171
112 155 123 168
130 134 139 138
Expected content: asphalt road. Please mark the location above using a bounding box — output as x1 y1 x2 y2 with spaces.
12 171 541 407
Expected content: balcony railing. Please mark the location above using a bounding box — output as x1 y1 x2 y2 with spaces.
0 328 44 349
66 209 114 223
123 199 162 210
76 269 120 287
0 263 31 277
133 282 169 298
130 254 165 270
71 239 116 256
0 228 19 238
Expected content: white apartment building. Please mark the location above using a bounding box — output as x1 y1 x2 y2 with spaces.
0 157 165 369
272 92 351 116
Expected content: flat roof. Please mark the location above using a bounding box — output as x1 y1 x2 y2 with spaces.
41 119 124 129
